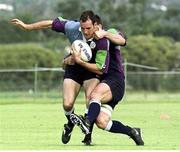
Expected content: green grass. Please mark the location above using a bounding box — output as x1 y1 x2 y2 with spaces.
0 92 180 150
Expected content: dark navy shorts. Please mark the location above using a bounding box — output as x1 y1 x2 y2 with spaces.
64 64 100 86
101 72 125 109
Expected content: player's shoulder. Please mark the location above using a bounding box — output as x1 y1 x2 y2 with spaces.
65 20 80 31
57 16 68 22
107 28 118 34
94 37 109 49
55 16 80 31
107 28 125 37
97 37 109 43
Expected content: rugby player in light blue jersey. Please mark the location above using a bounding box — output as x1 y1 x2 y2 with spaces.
10 10 127 146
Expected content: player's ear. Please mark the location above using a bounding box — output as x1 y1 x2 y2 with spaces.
98 24 102 30
94 22 98 26
94 23 99 31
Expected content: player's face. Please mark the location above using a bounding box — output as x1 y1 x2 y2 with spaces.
80 19 95 40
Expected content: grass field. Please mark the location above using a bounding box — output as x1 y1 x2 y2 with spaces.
0 92 180 150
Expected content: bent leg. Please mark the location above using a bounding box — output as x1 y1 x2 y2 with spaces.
95 106 144 146
96 111 132 135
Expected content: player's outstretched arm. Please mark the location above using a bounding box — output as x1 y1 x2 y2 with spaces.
10 19 53 30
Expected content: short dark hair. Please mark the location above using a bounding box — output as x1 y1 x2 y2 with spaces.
94 14 102 25
80 10 95 24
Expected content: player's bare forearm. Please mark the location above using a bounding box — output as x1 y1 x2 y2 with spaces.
26 20 53 30
105 31 126 46
79 61 103 75
71 41 103 75
10 19 53 30
95 30 126 46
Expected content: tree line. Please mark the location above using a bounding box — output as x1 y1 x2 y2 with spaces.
0 0 179 71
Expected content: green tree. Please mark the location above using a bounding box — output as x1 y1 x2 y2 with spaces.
123 35 179 70
56 0 96 20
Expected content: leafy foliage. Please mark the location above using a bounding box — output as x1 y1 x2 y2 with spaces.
122 35 180 70
0 43 63 91
0 43 61 68
0 0 179 72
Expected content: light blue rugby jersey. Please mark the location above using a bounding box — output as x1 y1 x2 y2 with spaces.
52 17 83 43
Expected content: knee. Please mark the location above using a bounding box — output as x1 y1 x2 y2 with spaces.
63 100 74 111
90 91 102 100
96 114 110 130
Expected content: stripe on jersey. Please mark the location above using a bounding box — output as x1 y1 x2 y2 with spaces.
95 50 107 70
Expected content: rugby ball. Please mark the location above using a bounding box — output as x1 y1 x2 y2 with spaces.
72 40 92 62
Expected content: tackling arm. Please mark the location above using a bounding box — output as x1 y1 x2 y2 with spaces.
10 19 53 30
71 47 103 75
72 38 109 75
77 61 103 75
94 28 126 46
104 30 126 46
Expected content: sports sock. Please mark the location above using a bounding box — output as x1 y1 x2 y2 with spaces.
84 109 94 132
64 108 74 128
84 109 94 137
84 108 88 117
87 99 101 124
89 122 94 133
107 120 132 135
83 122 94 141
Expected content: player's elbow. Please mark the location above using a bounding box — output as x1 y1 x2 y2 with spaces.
96 70 103 75
120 39 126 46
95 66 103 75
96 65 106 75
117 37 126 46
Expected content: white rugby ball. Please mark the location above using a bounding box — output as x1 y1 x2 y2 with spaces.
72 40 92 62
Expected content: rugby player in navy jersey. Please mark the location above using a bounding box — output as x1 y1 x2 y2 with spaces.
10 10 127 146
70 16 144 146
